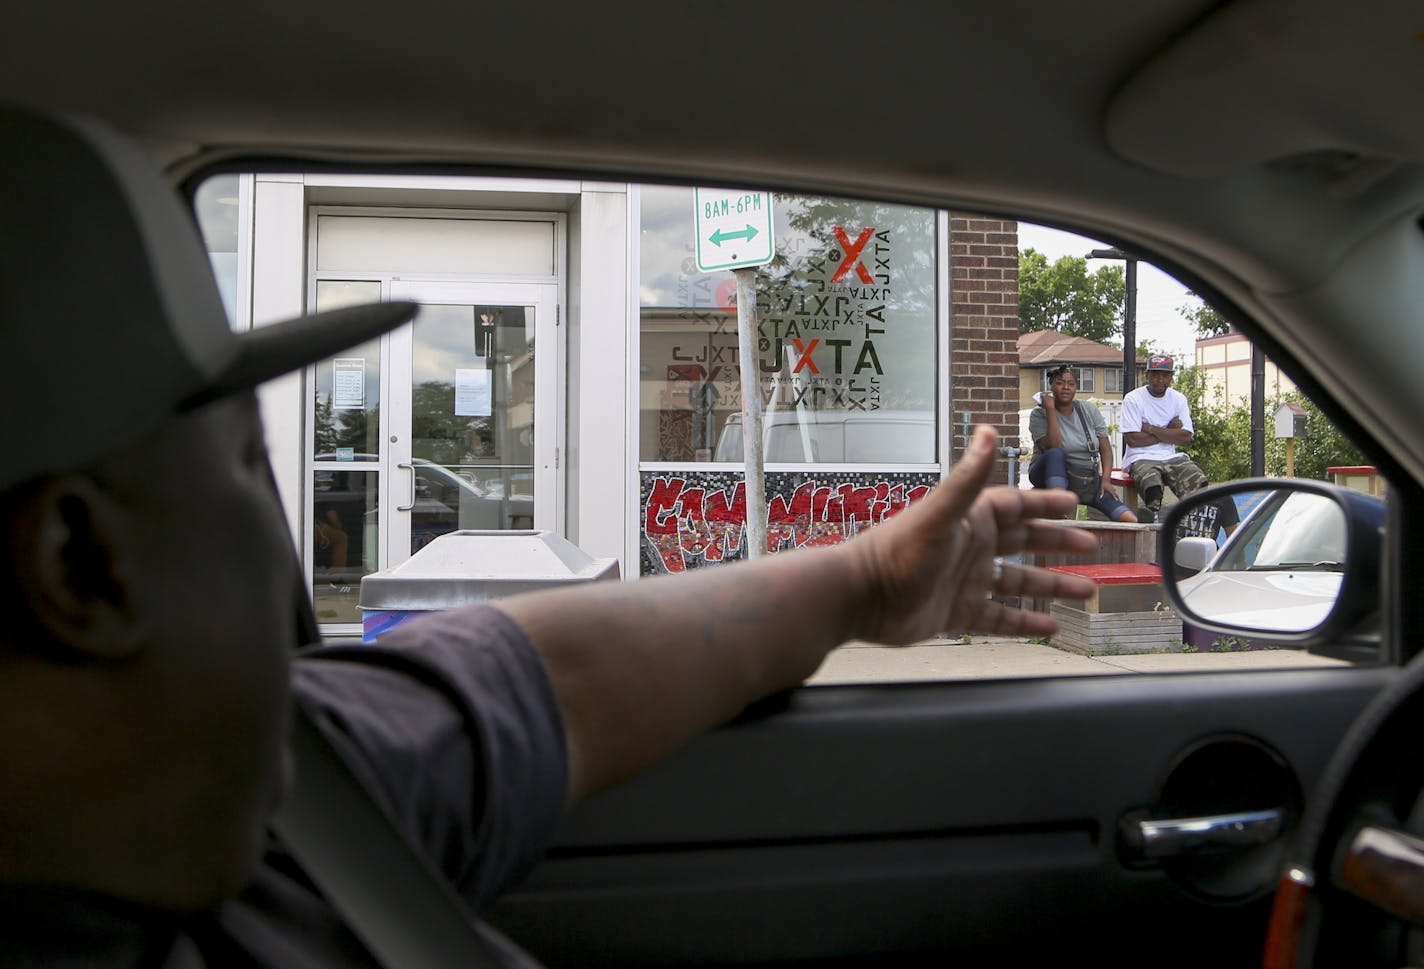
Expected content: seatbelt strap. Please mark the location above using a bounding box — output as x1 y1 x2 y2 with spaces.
273 703 534 968
269 567 528 969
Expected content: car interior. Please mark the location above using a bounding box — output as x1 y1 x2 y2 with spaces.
5 1 1424 967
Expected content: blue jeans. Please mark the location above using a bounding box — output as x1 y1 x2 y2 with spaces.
1028 448 1133 522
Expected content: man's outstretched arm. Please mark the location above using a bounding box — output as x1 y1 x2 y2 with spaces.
500 426 1098 804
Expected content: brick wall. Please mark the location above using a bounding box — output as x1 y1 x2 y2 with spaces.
949 214 1021 465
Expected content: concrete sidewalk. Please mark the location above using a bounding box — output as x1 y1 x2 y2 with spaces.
327 633 1347 684
806 636 1347 684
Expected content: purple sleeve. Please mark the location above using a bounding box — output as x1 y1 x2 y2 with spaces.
291 604 568 909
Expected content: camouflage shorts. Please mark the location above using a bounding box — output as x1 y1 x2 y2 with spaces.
1129 457 1208 507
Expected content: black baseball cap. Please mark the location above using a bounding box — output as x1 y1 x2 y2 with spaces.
0 104 417 490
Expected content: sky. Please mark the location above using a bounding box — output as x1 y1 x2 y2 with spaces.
1016 222 1201 361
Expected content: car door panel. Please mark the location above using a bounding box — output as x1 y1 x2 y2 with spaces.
488 667 1394 967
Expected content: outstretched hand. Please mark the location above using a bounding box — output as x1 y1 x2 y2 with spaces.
507 423 1104 803
844 425 1099 644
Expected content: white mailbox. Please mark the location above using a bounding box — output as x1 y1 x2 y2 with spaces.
1274 401 1307 438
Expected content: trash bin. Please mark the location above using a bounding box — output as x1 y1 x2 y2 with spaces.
359 530 620 643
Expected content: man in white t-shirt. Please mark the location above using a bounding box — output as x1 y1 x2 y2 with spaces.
1120 355 1237 533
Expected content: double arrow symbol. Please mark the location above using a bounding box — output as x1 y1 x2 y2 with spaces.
709 224 759 247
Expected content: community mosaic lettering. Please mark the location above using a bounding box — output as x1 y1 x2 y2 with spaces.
641 472 934 574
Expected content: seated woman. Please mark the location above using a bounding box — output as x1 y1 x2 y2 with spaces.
1028 365 1138 523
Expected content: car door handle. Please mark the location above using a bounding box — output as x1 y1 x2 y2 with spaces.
1128 808 1285 860
396 462 415 512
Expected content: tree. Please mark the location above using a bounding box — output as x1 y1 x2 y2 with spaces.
773 195 936 316
1171 365 1366 483
412 381 490 466
314 394 377 456
746 195 939 413
1170 365 1249 484
1017 248 1125 342
1107 336 1169 377
314 395 339 455
1274 390 1368 482
1179 293 1232 338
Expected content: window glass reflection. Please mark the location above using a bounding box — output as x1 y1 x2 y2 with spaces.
311 468 376 623
312 280 383 460
639 186 936 464
194 174 241 325
410 303 536 538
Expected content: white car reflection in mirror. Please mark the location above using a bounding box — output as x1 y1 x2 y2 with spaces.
1175 490 1346 634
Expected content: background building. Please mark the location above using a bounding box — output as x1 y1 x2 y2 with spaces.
1194 331 1297 406
1017 329 1146 409
199 175 1025 637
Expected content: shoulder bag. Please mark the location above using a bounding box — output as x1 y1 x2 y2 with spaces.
1063 402 1104 504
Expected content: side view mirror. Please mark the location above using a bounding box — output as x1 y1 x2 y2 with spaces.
1158 480 1385 647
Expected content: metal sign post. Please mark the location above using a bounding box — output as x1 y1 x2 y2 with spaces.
733 266 766 558
694 188 775 559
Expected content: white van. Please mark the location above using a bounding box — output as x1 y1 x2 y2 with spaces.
714 410 934 464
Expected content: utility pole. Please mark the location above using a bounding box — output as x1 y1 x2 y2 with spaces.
1251 345 1266 476
1085 247 1137 393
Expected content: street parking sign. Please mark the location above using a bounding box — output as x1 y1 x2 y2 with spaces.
693 188 775 272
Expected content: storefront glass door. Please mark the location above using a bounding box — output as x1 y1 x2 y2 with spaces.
390 279 558 550
309 280 559 629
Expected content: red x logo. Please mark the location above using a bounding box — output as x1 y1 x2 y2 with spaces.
792 338 820 373
831 226 874 283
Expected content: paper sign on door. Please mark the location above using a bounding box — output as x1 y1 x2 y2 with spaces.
333 358 365 409
455 368 492 417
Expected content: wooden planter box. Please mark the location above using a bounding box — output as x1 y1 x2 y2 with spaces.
1017 521 1161 615
1049 603 1183 656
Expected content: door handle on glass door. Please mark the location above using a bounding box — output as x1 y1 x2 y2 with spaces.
396 462 415 512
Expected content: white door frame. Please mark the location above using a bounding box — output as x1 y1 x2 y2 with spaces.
299 205 567 638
